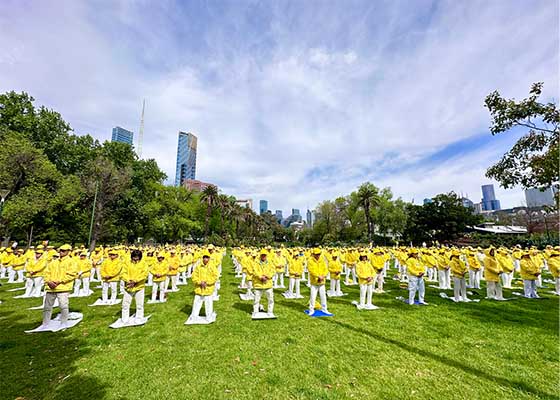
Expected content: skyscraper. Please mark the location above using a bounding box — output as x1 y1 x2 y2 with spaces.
481 184 501 211
525 187 555 208
259 200 268 215
275 210 283 223
292 208 300 216
111 126 134 145
306 209 315 227
175 132 197 187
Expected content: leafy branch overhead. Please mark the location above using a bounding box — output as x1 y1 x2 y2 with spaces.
485 82 559 189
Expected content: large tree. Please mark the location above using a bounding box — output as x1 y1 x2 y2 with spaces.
485 82 559 190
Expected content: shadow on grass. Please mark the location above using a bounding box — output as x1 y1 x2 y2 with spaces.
327 318 557 399
0 309 107 400
232 301 253 314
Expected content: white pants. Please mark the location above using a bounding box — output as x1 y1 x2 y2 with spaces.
7 267 15 283
288 277 301 296
0 265 5 279
102 281 118 302
17 270 24 282
453 277 468 301
373 273 384 292
487 281 504 300
309 284 327 312
345 266 357 284
408 275 425 304
468 269 481 289
359 284 373 306
151 281 166 301
24 277 34 296
43 291 69 326
274 272 285 288
254 288 274 314
330 278 341 294
240 272 247 288
122 289 144 322
523 280 538 298
501 271 513 288
191 294 213 319
438 269 451 289
31 277 44 296
555 277 560 295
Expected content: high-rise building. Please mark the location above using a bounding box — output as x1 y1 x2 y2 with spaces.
481 184 501 211
423 198 433 205
175 132 197 187
525 187 555 208
259 200 268 215
306 209 315 227
111 126 134 145
461 198 474 209
292 208 300 216
275 210 283 223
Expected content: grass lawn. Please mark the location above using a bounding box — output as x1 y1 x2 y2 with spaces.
0 253 558 400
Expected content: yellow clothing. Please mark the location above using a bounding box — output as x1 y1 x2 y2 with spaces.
328 257 342 278
121 259 149 292
520 257 540 280
43 255 78 292
252 260 275 289
449 257 468 278
307 256 328 286
548 256 560 278
466 253 481 270
483 251 502 282
150 259 168 282
167 255 180 276
26 255 48 277
273 255 287 272
369 254 385 273
101 258 123 282
405 257 425 277
289 257 304 277
77 258 92 278
356 260 376 285
11 254 26 271
191 262 219 296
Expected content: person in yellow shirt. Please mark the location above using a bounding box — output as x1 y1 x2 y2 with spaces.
150 252 168 303
23 248 47 298
252 250 276 317
272 249 287 289
327 252 343 297
449 249 470 302
100 249 123 304
166 248 181 292
344 248 358 285
356 253 377 309
72 251 92 297
285 252 304 298
307 248 331 315
497 248 514 289
187 252 219 323
116 249 149 324
405 249 428 305
90 247 104 282
484 247 505 300
422 249 438 282
41 244 78 329
11 248 27 283
548 247 560 295
370 249 386 293
520 252 540 298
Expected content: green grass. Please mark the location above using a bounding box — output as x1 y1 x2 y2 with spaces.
1 253 558 400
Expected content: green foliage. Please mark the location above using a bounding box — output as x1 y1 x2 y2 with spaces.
485 82 559 189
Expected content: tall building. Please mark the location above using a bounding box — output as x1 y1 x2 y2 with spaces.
461 197 474 209
111 126 133 145
292 208 300 216
423 198 433 205
306 209 315 227
481 184 501 211
259 200 268 215
525 187 555 208
275 210 283 223
175 132 197 187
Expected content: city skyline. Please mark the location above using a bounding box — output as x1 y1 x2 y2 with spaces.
0 1 556 213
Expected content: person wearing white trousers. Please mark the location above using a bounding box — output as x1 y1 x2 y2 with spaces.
252 251 275 316
449 250 470 302
406 249 427 305
120 250 149 323
307 248 331 315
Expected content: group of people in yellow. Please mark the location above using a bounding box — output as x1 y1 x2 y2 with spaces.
0 242 558 330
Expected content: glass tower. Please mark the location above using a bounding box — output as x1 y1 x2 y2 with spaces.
259 200 268 215
111 126 133 146
175 132 197 186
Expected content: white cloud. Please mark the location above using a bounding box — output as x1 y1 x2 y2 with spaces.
0 0 557 217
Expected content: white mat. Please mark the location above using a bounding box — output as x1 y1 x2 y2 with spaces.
28 298 59 310
25 312 83 333
239 293 254 301
110 314 151 329
252 312 277 320
439 293 480 302
147 298 167 304
351 300 379 310
89 298 122 306
326 290 347 297
7 286 26 292
185 312 217 325
69 290 94 298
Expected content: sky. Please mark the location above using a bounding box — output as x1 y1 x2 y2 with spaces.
0 0 558 216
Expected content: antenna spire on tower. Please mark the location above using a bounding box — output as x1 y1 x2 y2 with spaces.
137 99 145 158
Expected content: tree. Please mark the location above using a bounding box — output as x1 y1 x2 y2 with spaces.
485 82 559 190
357 182 380 241
200 185 219 238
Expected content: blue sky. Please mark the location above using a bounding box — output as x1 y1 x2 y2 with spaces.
0 0 558 215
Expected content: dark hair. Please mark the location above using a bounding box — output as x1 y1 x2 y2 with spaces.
131 249 143 260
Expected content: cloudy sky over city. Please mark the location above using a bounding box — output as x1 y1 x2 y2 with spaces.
0 0 557 215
